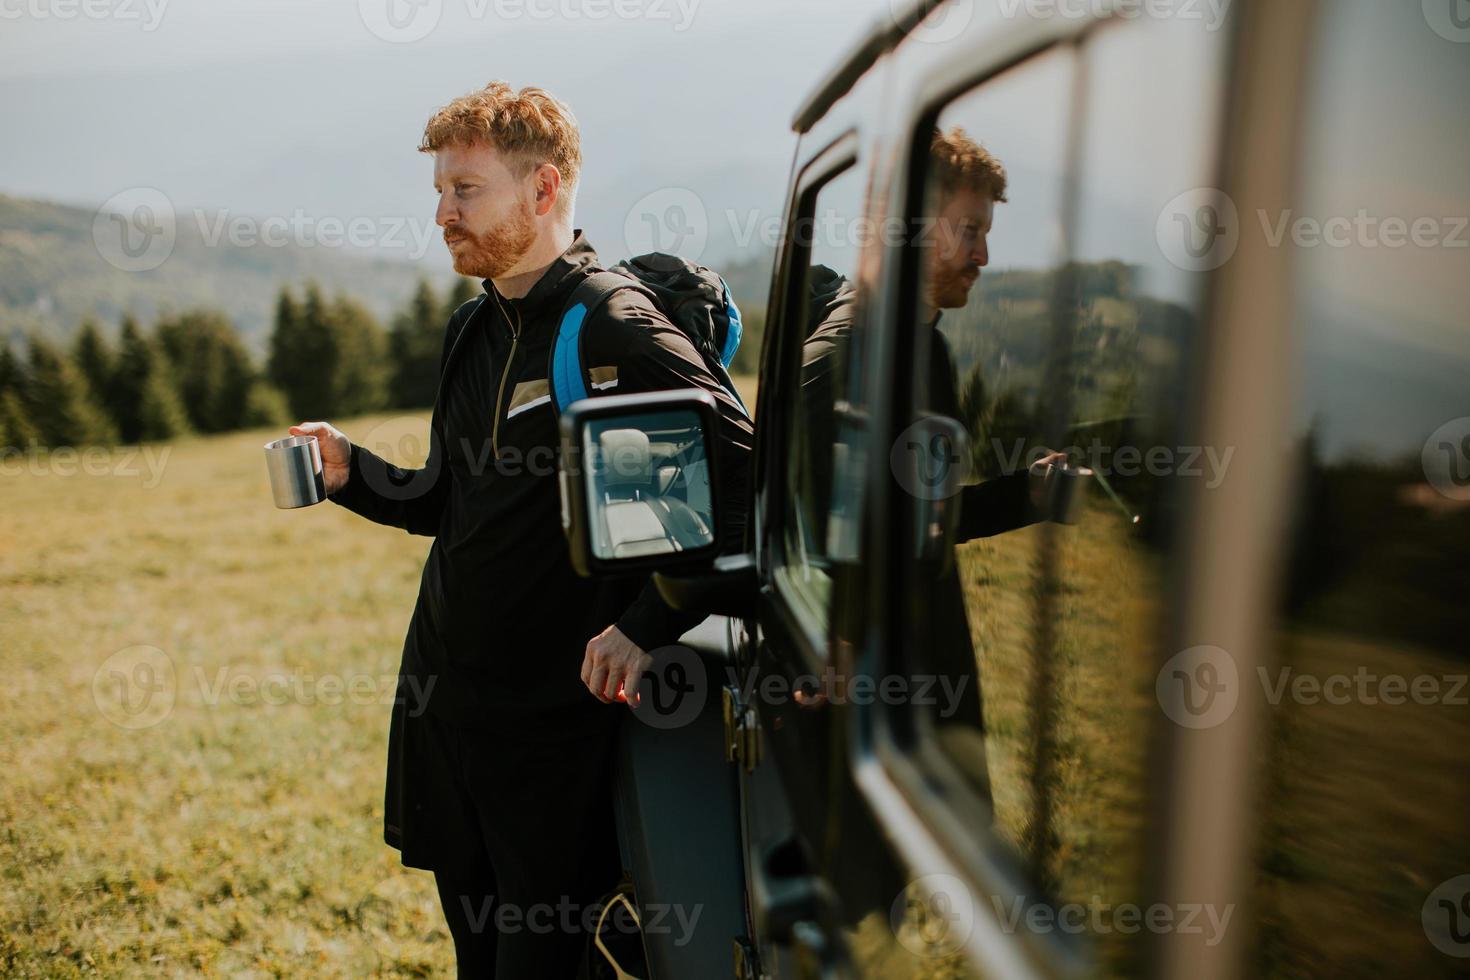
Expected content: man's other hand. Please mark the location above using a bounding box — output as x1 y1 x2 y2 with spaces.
289 421 351 494
580 625 651 706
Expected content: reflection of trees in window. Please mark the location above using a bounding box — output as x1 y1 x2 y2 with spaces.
1285 426 1470 653
942 259 1199 516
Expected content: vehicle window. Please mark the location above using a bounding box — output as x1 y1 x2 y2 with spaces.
772 162 867 650
1250 3 1470 976
893 16 1227 972
898 43 1071 856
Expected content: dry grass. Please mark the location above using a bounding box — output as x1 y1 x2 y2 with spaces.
5 377 1464 978
1 414 448 977
0 376 760 979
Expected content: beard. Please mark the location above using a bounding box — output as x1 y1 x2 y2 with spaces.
928 260 979 310
445 198 536 279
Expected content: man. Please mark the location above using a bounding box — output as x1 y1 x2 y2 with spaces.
800 126 1061 544
918 125 1065 535
289 81 752 977
797 126 1061 796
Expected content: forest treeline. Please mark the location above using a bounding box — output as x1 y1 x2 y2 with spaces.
0 278 482 449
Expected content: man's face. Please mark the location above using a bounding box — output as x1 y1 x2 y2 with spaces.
926 187 995 311
433 141 538 280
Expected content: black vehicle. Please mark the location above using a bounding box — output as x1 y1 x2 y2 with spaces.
563 1 1470 977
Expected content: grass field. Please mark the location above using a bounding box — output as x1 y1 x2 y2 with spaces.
0 374 760 979
1 413 451 977
5 371 1466 978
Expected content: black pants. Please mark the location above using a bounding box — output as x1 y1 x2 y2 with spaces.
388 706 623 978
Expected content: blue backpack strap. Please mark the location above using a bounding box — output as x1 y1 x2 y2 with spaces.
718 279 743 368
550 271 645 414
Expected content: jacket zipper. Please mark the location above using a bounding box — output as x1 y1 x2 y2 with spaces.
489 289 522 458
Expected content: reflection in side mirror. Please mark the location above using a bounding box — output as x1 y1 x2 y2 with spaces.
559 390 722 577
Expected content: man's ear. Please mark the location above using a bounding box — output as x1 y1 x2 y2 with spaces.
532 163 562 217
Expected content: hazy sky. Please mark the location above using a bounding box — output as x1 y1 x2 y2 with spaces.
0 0 898 264
3 0 1464 463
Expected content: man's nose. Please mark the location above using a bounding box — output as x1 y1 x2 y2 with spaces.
974 238 989 268
434 193 456 228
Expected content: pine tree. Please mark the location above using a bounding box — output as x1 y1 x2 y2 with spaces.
269 283 336 420
136 359 193 441
268 287 305 418
23 335 118 446
241 380 290 428
0 342 22 398
268 282 390 419
388 279 443 409
155 309 255 433
111 318 190 443
71 318 115 411
0 389 39 451
327 293 388 417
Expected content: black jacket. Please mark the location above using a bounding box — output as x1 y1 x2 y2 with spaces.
328 232 753 731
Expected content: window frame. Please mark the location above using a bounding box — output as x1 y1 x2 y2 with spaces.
849 14 1136 980
761 130 864 668
841 5 1294 980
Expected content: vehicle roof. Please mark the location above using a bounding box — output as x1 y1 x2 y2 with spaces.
791 0 932 133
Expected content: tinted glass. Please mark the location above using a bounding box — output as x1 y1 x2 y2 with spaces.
775 163 867 648
1250 2 1470 976
894 15 1229 973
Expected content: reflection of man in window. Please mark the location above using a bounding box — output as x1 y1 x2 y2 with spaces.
922 126 1063 534
799 129 1057 552
797 128 1060 804
915 126 1066 803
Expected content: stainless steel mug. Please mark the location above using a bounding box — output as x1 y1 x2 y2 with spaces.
264 435 326 508
1031 461 1093 525
1048 465 1093 525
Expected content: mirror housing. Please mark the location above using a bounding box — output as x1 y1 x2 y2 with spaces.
558 389 724 578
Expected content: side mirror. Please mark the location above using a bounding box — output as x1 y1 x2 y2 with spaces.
558 389 723 578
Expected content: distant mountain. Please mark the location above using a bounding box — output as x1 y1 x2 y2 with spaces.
0 194 451 354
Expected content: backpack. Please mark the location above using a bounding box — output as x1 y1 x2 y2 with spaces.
548 252 750 417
